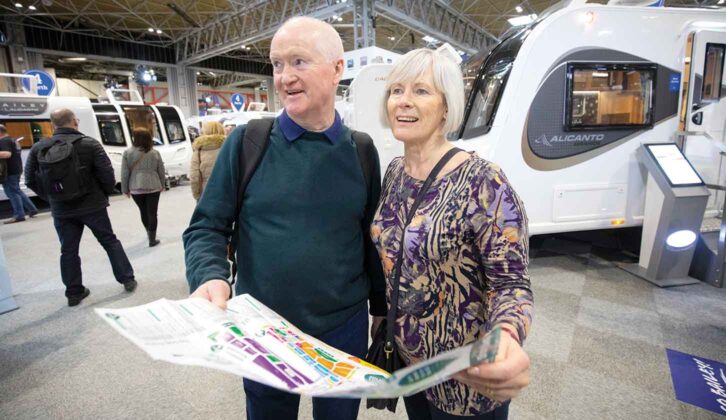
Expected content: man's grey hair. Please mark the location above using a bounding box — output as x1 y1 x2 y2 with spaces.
381 48 465 136
275 16 344 62
51 108 76 128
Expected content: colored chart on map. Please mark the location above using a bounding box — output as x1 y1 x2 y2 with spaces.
96 294 499 398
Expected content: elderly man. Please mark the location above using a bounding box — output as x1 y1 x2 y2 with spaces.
0 124 38 223
183 17 384 420
25 109 136 306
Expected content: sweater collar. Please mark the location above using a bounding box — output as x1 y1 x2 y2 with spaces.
277 109 342 144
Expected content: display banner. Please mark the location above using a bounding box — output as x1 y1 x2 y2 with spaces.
666 349 726 416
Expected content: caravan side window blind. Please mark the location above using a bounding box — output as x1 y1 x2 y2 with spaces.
565 63 656 130
702 43 725 103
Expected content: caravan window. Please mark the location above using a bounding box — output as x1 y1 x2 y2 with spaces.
0 120 52 148
702 43 725 103
156 106 187 144
565 63 656 130
96 114 126 146
461 59 513 138
122 106 164 146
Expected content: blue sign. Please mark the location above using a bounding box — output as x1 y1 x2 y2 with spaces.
669 74 681 92
21 69 55 96
231 93 245 112
666 349 726 416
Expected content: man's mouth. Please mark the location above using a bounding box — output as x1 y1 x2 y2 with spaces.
286 89 303 96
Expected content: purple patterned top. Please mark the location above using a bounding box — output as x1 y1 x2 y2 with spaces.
371 153 534 416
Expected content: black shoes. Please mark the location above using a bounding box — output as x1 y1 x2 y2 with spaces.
123 280 138 292
28 211 38 218
3 218 25 224
67 287 91 307
147 230 160 247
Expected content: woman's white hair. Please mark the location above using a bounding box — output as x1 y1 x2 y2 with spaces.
381 48 465 136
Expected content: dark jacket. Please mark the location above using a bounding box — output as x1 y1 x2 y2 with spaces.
25 127 116 218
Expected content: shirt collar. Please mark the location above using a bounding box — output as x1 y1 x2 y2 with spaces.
278 109 342 144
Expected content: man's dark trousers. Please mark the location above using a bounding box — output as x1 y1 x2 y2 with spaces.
243 306 368 420
53 208 135 297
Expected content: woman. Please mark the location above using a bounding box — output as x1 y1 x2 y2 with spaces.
121 127 166 247
370 47 533 419
190 121 226 201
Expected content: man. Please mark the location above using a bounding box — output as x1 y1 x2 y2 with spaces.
25 109 137 306
0 125 38 223
183 17 385 420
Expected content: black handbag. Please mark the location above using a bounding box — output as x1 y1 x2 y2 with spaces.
365 147 462 412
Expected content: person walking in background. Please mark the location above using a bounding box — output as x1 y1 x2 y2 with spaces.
121 127 166 247
190 120 226 201
0 124 38 224
25 109 136 306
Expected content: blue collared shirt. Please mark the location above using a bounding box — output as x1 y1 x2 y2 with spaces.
277 109 343 144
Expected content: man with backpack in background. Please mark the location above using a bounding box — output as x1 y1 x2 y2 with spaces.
0 124 38 224
25 108 137 307
183 17 385 420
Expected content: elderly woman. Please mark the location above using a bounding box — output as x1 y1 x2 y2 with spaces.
190 120 227 201
122 127 166 247
370 47 533 419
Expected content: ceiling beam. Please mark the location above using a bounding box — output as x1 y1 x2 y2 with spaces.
374 0 500 54
175 0 353 66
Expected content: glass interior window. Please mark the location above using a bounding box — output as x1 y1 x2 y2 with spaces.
0 121 52 148
463 59 513 134
568 66 654 129
702 43 725 103
123 106 164 146
166 121 185 143
97 115 126 146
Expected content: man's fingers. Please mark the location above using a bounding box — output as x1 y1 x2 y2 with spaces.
190 280 230 310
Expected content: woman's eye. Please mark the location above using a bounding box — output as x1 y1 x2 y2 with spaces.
416 88 429 95
391 87 403 95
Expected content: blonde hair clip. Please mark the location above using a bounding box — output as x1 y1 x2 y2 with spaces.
435 43 463 65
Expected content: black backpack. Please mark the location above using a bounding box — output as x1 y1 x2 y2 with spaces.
227 118 375 283
35 136 88 201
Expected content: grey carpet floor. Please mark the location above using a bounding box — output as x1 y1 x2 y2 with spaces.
0 183 724 419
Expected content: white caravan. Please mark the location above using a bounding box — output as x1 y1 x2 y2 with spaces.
93 89 192 184
345 0 726 236
0 74 101 200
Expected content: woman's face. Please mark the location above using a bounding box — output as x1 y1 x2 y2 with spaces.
386 69 446 146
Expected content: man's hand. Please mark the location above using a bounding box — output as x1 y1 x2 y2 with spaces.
371 316 385 340
453 328 530 402
190 279 231 310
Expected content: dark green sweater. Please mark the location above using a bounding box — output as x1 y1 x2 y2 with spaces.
183 120 385 335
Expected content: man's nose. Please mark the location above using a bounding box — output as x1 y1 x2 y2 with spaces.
280 65 298 85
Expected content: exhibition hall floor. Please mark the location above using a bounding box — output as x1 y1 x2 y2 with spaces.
1 184 724 419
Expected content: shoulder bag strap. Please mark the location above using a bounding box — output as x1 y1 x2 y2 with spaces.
384 147 463 359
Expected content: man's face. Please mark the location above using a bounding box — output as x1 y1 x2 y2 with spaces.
269 28 342 124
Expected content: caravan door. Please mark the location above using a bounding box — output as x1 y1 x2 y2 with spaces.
680 29 726 210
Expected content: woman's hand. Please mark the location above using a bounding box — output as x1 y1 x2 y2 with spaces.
453 329 530 402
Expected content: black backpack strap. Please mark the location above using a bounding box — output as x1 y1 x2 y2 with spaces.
351 130 374 192
229 118 274 285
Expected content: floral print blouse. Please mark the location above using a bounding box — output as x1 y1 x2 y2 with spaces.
370 153 534 416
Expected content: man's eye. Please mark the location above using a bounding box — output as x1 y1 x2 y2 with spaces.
294 58 306 66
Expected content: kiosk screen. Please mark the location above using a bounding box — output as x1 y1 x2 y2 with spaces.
645 144 704 187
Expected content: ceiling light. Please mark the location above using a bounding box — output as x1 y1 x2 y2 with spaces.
515 5 523 13
208 71 216 77
592 72 609 78
422 35 439 44
389 36 395 41
59 57 87 62
148 28 154 32
15 3 22 7
156 29 162 34
337 17 342 22
719 0 725 4
28 5 36 10
196 72 200 75
508 14 536 27
246 47 251 50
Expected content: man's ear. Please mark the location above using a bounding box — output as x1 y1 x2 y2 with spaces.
332 58 344 84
